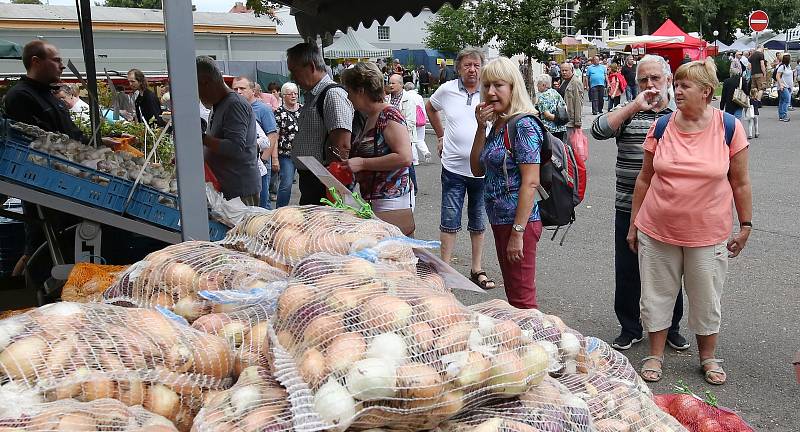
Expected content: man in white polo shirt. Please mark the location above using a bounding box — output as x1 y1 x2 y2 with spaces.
425 48 495 290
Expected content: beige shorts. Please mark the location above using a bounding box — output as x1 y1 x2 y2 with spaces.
751 74 767 91
637 231 728 335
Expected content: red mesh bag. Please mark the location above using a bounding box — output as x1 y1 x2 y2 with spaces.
653 393 754 432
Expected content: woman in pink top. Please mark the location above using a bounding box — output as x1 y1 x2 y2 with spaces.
627 59 752 385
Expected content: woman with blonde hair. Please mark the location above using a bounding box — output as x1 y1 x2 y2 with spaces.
469 56 545 309
628 59 752 385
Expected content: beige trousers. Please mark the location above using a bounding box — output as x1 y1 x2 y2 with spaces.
638 231 728 335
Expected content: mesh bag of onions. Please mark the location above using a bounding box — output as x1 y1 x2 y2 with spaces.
582 336 642 386
0 397 179 432
192 366 293 432
219 206 413 272
0 302 236 431
103 241 287 323
268 253 556 432
434 373 686 432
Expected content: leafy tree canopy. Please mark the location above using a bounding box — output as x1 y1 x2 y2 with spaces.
11 0 43 4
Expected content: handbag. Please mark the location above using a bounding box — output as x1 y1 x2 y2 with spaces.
732 76 750 108
554 103 569 126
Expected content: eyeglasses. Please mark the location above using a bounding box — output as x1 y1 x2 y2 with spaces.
638 74 663 85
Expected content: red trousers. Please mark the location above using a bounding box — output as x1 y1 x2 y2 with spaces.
491 220 543 309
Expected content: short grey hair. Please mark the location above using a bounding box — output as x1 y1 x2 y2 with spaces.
560 62 574 71
535 74 552 88
456 47 485 70
286 42 326 71
281 82 298 95
636 54 672 79
404 82 416 91
196 56 223 84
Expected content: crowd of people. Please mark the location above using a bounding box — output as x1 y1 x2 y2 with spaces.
3 39 759 388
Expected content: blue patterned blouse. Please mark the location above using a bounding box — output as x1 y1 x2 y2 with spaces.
479 115 543 226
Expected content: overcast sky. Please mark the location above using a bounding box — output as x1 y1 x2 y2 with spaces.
36 1 237 12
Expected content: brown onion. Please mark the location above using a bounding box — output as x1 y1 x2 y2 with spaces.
325 332 366 373
396 362 443 400
298 348 327 387
302 314 344 347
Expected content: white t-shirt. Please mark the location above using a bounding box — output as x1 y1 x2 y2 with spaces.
776 64 794 89
429 79 483 178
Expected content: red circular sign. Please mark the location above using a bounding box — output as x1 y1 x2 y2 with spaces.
749 10 769 32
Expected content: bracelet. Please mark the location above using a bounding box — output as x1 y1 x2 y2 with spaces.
740 221 752 228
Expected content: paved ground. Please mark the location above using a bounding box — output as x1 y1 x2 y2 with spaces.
403 104 798 431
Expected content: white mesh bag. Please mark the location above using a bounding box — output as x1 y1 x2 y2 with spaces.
269 253 556 431
103 241 287 323
191 366 293 432
0 303 236 431
0 398 179 432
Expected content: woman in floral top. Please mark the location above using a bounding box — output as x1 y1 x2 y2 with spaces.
274 82 301 208
341 62 414 232
534 74 568 142
470 57 544 309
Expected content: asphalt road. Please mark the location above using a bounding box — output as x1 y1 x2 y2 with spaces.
403 103 799 431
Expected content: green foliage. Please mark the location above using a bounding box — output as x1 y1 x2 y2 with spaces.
11 0 43 4
244 1 283 21
100 0 162 8
424 3 486 54
714 55 731 81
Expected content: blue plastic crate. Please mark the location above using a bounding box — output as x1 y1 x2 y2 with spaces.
123 186 181 230
0 140 133 213
209 220 229 241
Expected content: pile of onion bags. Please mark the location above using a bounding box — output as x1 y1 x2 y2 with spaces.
191 303 273 377
0 303 235 431
0 398 178 432
653 393 753 432
192 366 293 432
468 300 587 376
103 241 286 323
219 206 409 272
269 253 555 431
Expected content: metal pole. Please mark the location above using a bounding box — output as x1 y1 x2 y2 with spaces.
163 0 209 241
76 0 101 143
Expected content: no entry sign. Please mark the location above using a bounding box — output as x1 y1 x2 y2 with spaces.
749 10 769 32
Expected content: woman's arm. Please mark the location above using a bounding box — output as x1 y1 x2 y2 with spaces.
470 103 491 177
626 150 655 252
727 147 752 257
348 119 412 173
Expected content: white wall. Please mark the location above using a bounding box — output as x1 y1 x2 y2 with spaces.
349 9 435 50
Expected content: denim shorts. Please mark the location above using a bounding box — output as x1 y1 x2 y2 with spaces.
440 167 486 233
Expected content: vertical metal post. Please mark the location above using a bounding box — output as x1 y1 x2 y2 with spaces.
76 0 101 143
163 0 209 241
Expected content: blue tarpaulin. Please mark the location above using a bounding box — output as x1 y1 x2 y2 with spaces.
392 48 455 77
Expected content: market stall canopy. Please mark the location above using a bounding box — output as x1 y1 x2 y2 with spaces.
763 34 800 50
643 19 706 48
272 0 464 38
607 35 685 48
323 31 392 59
0 39 21 59
591 39 609 50
713 40 732 52
728 39 755 52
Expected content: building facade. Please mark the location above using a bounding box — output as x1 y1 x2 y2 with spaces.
554 2 636 41
348 9 436 51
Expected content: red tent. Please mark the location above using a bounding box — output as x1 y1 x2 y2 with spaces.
634 19 709 72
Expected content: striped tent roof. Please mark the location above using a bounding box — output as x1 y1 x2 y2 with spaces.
323 31 391 59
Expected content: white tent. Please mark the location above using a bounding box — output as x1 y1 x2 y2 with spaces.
713 41 732 52
323 31 392 59
728 39 755 52
607 35 685 48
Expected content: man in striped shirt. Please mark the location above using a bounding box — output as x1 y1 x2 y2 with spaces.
591 55 689 352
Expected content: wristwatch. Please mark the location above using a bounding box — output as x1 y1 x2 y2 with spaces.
740 221 753 229
512 224 525 233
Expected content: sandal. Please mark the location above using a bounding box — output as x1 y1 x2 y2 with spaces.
700 358 727 385
640 355 664 383
470 270 496 290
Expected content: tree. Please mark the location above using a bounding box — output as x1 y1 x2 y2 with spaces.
101 0 162 8
245 1 284 21
424 3 487 54
11 0 43 3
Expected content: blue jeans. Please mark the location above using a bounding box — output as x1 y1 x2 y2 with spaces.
778 88 791 119
259 162 272 209
734 108 743 119
440 167 485 233
625 85 638 102
276 155 295 208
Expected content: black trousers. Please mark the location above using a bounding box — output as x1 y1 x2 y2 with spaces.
590 85 606 114
298 170 328 205
615 209 683 337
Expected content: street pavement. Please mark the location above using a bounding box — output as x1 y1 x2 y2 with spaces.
285 102 799 430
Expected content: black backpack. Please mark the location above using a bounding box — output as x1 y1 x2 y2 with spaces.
314 83 365 153
501 114 584 244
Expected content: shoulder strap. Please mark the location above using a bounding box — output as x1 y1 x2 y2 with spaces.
722 111 735 147
315 83 344 118
653 112 673 141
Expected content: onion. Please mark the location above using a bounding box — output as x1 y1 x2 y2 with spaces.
150 291 175 308
471 418 503 432
80 375 116 401
276 283 314 322
118 379 147 406
166 343 195 374
417 295 466 328
144 384 181 420
230 384 262 416
190 334 233 379
365 332 407 364
491 320 522 349
488 351 528 395
244 214 272 236
273 228 308 261
325 332 366 373
0 318 25 351
434 322 473 355
45 335 79 377
163 262 197 291
395 362 443 400
314 379 356 428
173 294 211 322
56 412 96 432
326 288 362 313
448 351 491 388
242 321 271 356
428 390 464 419
405 321 435 354
32 302 84 327
130 309 178 345
196 272 223 291
237 365 262 383
345 358 397 400
271 207 305 227
341 257 377 279
0 381 44 417
276 330 296 352
559 332 581 360
0 334 49 380
359 295 412 331
173 403 195 432
520 343 550 385
302 314 344 347
298 348 327 387
241 405 288 431
309 232 351 255
221 321 247 348
191 313 231 335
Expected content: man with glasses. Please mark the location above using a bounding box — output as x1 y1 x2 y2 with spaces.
591 55 689 352
426 47 496 291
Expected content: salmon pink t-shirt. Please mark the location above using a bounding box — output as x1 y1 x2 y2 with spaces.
634 110 749 247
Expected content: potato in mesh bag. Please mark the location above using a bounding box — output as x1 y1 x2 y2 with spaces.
103 241 286 323
269 253 557 431
219 206 409 272
0 303 235 431
191 366 292 432
0 397 178 432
